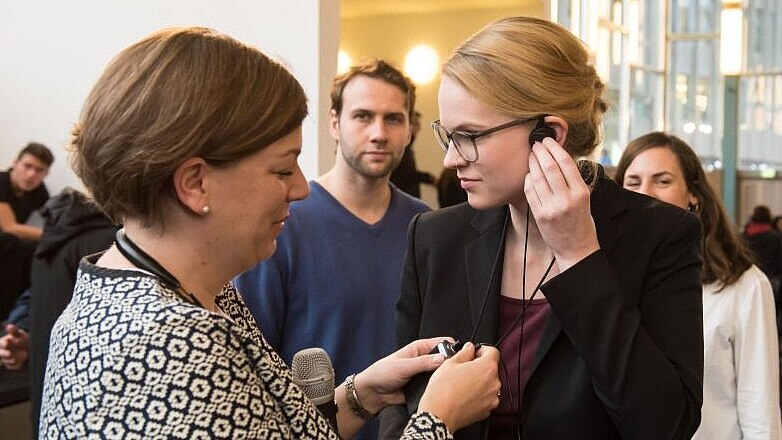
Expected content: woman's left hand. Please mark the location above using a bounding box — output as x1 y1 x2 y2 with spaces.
525 137 600 271
352 337 450 415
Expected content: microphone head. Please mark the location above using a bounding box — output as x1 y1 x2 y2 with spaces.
291 347 335 406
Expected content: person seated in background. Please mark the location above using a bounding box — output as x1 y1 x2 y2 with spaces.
615 131 782 440
743 205 782 293
40 26 500 439
436 167 467 208
745 205 777 236
0 142 52 241
0 142 53 319
25 187 115 434
0 187 116 434
390 111 436 199
0 288 30 370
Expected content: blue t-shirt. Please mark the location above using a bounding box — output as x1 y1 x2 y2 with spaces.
234 181 429 439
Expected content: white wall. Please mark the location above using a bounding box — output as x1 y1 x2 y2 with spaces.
0 0 338 194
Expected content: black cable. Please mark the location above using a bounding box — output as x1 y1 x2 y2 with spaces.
467 207 554 438
490 206 555 439
114 228 204 308
468 211 510 344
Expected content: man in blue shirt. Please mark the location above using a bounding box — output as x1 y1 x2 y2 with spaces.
235 59 429 440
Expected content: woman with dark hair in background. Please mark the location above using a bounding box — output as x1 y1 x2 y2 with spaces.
39 27 501 439
615 131 781 440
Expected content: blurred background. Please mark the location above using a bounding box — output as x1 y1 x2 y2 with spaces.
1 0 779 225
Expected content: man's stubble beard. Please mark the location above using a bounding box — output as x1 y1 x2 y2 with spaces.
340 148 402 179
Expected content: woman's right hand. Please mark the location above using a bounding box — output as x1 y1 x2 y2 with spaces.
418 342 501 432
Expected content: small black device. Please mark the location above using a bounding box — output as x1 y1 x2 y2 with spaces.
528 117 556 145
403 339 487 414
428 339 486 358
429 339 462 357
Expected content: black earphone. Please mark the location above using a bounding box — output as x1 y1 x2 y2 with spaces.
528 117 556 145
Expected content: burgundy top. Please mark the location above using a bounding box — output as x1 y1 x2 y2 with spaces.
489 296 551 438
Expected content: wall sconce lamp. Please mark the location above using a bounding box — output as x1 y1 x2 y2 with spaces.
404 45 439 85
337 50 352 75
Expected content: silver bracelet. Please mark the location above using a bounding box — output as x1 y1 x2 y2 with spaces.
344 373 375 420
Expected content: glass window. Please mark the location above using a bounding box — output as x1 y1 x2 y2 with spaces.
629 68 664 143
738 74 782 171
670 0 718 34
555 0 575 30
596 0 628 164
556 0 780 172
627 0 664 164
667 0 720 162
667 39 721 160
745 0 782 72
633 0 664 69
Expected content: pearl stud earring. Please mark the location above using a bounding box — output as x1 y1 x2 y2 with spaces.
201 205 211 214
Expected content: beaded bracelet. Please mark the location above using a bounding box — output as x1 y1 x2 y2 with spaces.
344 373 375 420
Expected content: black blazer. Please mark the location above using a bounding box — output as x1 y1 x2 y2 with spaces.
394 176 703 439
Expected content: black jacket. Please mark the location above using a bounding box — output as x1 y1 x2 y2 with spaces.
744 229 782 278
389 176 703 439
28 188 116 434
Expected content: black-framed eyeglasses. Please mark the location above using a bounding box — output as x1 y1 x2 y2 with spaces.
431 116 541 162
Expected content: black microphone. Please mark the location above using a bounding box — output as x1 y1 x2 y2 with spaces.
291 348 338 431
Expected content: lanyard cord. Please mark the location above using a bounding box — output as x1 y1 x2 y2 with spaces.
114 228 205 309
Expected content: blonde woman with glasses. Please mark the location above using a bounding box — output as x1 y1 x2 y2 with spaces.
385 17 704 440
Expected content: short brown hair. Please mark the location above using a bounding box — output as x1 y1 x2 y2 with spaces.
330 59 416 118
69 27 307 229
18 142 54 167
614 132 754 288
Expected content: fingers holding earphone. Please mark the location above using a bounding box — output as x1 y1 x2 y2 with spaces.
525 137 600 271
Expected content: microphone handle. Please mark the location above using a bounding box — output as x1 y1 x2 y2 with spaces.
317 400 338 432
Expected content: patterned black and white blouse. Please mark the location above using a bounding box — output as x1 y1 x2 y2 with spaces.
40 255 453 439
